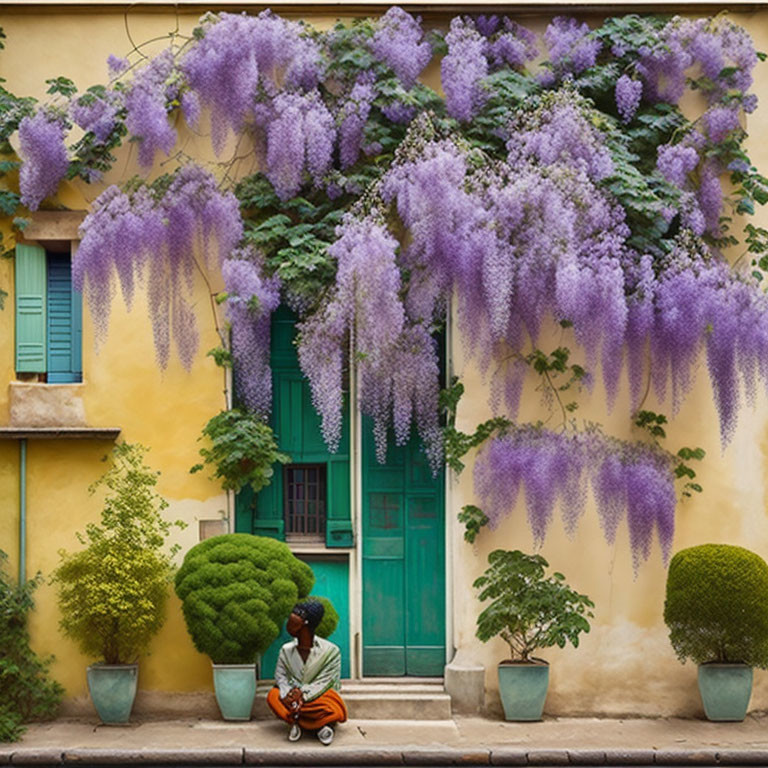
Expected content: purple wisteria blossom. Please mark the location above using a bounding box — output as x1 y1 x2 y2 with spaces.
75 165 242 369
70 91 120 143
474 428 677 571
107 54 129 77
615 75 642 123
370 7 432 89
441 17 488 122
338 77 374 170
541 17 601 84
181 11 324 154
266 91 336 199
486 19 538 71
18 110 69 211
123 49 177 167
656 143 699 187
222 253 281 416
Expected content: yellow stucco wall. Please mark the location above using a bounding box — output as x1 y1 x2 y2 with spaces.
1 4 767 717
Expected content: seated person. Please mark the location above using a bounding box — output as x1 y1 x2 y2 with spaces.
267 600 347 745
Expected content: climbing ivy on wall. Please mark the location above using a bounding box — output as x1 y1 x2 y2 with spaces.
3 9 768 569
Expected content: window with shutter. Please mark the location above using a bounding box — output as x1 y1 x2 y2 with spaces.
14 245 82 383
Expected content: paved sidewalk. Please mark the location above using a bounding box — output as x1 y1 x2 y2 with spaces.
4 715 768 765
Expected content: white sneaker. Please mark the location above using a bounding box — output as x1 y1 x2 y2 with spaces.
288 723 301 742
317 725 334 746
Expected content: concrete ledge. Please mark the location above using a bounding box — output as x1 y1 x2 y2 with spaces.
717 750 768 765
64 749 244 765
8 383 87 428
9 749 64 765
527 751 570 766
602 749 655 765
488 750 528 766
654 750 718 765
567 750 607 765
245 748 404 765
402 749 490 765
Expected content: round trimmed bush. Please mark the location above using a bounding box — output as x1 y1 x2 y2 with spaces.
313 596 339 639
174 533 314 664
664 544 768 667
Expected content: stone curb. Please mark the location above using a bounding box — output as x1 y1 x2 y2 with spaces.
64 749 245 765
654 751 719 765
245 748 406 765
602 751 655 765
4 747 768 765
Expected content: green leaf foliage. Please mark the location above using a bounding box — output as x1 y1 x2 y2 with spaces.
457 505 489 544
174 533 315 663
51 443 183 664
441 378 512 474
194 408 290 494
313 596 339 639
474 549 594 662
0 551 63 742
664 544 768 667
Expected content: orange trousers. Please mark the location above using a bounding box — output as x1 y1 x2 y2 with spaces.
267 686 348 730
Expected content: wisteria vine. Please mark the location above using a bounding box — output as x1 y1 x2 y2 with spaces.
7 8 768 566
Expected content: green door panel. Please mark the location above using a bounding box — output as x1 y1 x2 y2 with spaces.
405 647 446 675
260 556 350 680
363 647 405 676
362 422 445 676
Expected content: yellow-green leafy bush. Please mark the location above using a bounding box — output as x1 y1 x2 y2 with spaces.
0 551 63 742
52 443 183 664
174 534 314 664
664 544 768 667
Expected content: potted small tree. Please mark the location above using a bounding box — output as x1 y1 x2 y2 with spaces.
52 443 183 724
664 543 768 721
474 549 594 721
175 533 333 721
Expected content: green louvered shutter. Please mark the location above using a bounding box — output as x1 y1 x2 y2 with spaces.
15 244 47 373
47 254 82 383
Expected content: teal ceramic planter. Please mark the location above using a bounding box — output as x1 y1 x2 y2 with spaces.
698 663 753 721
212 663 257 721
86 664 138 724
498 662 549 721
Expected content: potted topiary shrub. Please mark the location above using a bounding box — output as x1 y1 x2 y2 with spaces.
51 443 183 725
474 549 594 721
664 543 768 721
174 533 319 721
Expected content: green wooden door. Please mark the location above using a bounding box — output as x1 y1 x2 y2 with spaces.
362 424 445 676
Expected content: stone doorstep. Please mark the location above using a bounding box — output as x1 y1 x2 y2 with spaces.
3 747 768 766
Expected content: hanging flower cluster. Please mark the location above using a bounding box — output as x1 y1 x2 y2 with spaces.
474 428 676 572
369 6 432 89
74 164 242 369
222 253 281 416
181 11 325 154
17 110 69 211
297 214 442 469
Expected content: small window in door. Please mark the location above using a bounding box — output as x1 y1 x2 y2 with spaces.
283 464 327 542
